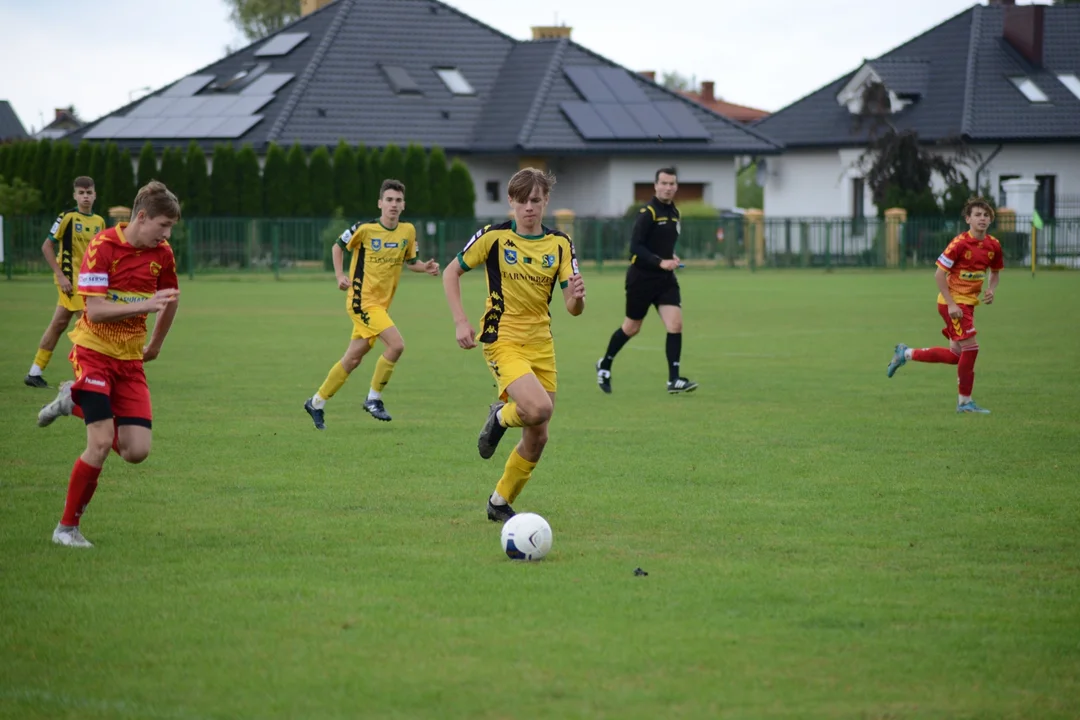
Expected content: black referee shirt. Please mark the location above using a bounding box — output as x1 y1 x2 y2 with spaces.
629 196 679 273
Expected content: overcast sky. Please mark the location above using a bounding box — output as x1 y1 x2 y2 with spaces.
4 0 1002 132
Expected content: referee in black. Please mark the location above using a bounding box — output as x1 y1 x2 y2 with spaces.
596 167 697 394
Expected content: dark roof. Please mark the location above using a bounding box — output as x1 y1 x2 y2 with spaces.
69 0 779 156
0 101 28 142
754 4 1080 148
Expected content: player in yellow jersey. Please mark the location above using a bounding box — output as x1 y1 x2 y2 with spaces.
25 176 105 388
304 179 440 429
442 168 586 523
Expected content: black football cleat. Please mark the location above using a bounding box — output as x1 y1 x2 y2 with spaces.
24 374 49 388
596 360 612 394
487 499 516 523
667 377 699 394
478 402 507 459
304 398 326 430
363 398 392 422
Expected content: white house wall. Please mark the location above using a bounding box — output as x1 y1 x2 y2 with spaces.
763 150 865 217
970 143 1080 206
608 156 736 216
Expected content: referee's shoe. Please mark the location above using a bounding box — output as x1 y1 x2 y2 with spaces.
667 377 698 394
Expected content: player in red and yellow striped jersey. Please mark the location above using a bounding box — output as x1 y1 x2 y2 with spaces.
887 198 1003 413
25 176 105 388
442 168 586 524
36 181 182 548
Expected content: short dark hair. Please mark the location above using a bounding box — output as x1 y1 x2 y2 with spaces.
74 176 94 189
962 197 994 222
380 179 405 199
655 167 677 182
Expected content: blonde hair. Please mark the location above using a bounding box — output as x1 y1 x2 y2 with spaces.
507 168 556 203
131 180 181 221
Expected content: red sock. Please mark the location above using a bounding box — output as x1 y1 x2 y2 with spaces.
61 458 102 526
958 344 979 397
912 347 960 364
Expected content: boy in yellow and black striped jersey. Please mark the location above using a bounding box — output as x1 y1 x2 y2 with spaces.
25 177 105 388
304 179 440 429
442 168 586 524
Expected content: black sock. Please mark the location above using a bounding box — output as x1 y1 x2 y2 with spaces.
601 328 631 369
666 333 682 382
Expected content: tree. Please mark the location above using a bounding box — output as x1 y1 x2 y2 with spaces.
0 144 10 181
17 140 38 184
115 148 136 208
224 0 301 42
427 146 451 217
286 142 309 216
159 147 187 203
210 144 239 215
736 161 764 210
101 142 122 209
332 141 359 216
185 141 212 216
49 141 75 211
446 158 476 218
30 139 52 193
89 144 107 203
236 144 263 216
73 140 94 179
137 142 158 188
357 145 373 213
0 176 43 216
263 142 289 215
379 144 405 185
402 143 430 216
43 140 68 210
660 70 696 92
308 144 334 217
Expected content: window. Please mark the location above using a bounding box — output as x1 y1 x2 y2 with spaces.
1058 74 1080 101
1036 175 1057 221
435 67 475 96
1009 77 1049 103
380 65 422 95
485 180 499 203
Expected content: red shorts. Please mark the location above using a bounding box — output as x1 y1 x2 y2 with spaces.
938 303 976 342
69 345 152 425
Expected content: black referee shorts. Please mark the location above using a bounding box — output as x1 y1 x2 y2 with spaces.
625 268 681 321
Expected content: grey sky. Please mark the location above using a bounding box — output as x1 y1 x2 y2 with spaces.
4 0 993 132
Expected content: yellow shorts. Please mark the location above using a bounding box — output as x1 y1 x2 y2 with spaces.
57 287 84 312
483 339 557 402
349 305 394 343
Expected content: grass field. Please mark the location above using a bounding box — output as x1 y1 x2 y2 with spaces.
2 268 1079 720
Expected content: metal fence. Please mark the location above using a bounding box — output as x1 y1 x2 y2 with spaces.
3 214 1079 278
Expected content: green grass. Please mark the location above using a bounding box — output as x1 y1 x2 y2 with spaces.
2 268 1079 720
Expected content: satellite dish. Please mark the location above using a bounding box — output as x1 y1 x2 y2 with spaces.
755 158 768 187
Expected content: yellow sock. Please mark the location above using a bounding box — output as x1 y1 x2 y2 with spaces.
370 355 396 393
33 348 53 371
494 449 538 504
317 361 350 400
499 401 523 428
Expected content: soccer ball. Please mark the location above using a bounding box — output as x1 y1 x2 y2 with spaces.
500 512 553 561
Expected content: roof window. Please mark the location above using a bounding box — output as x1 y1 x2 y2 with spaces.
1058 74 1080 101
381 65 422 95
1009 77 1049 103
435 67 475 96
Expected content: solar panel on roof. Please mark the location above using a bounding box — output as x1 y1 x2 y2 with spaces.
162 75 215 98
146 117 198 138
181 117 230 137
240 73 294 96
254 32 309 57
622 103 677 138
560 101 615 140
83 117 133 139
564 66 617 103
127 98 172 118
165 97 210 116
190 97 241 117
591 103 648 139
595 68 650 104
653 101 711 140
225 96 273 116
208 116 263 138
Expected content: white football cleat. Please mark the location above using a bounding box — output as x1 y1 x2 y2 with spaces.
52 524 93 548
38 380 75 427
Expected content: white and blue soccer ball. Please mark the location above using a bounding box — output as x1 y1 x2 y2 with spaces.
500 512 553 561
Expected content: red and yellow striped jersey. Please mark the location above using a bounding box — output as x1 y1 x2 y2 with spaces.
935 232 1004 305
68 224 179 360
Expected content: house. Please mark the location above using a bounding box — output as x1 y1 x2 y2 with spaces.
753 1 1080 220
68 0 780 217
0 101 29 143
35 107 85 140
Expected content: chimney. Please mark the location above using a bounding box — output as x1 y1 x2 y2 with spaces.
531 25 572 40
639 70 656 82
300 0 334 16
700 81 715 102
987 0 1015 5
55 108 67 120
1003 4 1044 66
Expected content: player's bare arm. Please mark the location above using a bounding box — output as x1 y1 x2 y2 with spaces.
85 289 179 324
984 270 1000 305
934 267 962 318
407 258 440 276
442 262 476 349
563 275 585 316
143 297 180 362
332 243 348 290
41 238 72 294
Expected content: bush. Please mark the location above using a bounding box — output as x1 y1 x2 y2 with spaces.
0 175 44 215
322 206 349 271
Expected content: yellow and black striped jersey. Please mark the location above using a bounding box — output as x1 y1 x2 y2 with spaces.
49 208 105 289
456 220 578 345
337 219 417 312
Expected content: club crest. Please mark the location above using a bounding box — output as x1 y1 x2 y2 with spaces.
542 254 556 268
504 248 518 265
371 238 382 250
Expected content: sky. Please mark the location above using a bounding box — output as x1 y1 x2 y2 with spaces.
2 0 999 132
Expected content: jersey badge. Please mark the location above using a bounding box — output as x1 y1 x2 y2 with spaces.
385 242 399 249
542 254 556 268
150 261 161 277
371 238 382 251
504 248 518 265
75 223 83 232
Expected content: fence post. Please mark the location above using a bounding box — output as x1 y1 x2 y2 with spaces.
272 224 280 280
1 215 9 280
784 219 792 267
885 208 907 269
186 221 194 280
800 221 810 268
744 209 764 271
824 220 832 269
